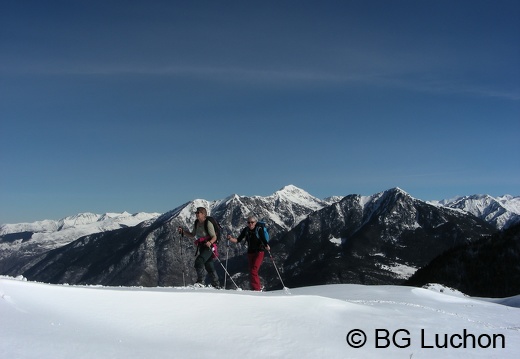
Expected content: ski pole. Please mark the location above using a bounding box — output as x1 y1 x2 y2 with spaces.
224 238 229 288
212 247 240 290
180 231 186 287
266 249 290 293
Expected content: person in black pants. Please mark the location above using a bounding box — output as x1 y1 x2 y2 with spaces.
178 207 220 288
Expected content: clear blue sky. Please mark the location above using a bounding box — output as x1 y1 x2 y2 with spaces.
1 0 519 224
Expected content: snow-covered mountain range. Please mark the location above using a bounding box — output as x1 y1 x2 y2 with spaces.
0 211 160 272
0 212 161 239
279 187 497 288
1 211 161 236
430 194 520 229
0 185 518 294
2 185 518 237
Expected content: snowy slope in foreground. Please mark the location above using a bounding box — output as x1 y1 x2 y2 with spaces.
1 277 519 359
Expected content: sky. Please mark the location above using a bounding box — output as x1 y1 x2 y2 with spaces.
1 0 519 224
1 276 519 358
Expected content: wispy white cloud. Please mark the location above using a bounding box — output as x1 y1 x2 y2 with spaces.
2 61 518 101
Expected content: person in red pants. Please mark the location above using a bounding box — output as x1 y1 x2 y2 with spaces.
227 215 270 291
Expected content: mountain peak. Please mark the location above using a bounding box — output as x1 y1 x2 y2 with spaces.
275 184 308 196
274 185 317 201
389 187 410 196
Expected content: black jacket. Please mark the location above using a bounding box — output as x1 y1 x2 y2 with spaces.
236 224 268 253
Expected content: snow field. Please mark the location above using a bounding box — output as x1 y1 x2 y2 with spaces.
1 277 519 359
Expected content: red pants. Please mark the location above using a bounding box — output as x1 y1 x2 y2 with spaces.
247 251 265 291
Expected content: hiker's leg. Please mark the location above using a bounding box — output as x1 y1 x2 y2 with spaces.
194 255 206 283
204 256 220 286
195 248 213 284
248 252 264 291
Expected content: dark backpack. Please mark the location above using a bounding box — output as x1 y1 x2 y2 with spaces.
193 216 222 258
195 216 222 243
255 221 269 243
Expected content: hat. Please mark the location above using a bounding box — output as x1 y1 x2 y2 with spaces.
194 207 207 216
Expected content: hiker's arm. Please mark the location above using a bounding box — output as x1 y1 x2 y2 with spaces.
258 228 270 251
227 228 246 244
227 235 238 243
205 221 217 247
261 238 270 251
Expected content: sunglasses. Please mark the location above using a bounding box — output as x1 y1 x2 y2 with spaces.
247 221 256 224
